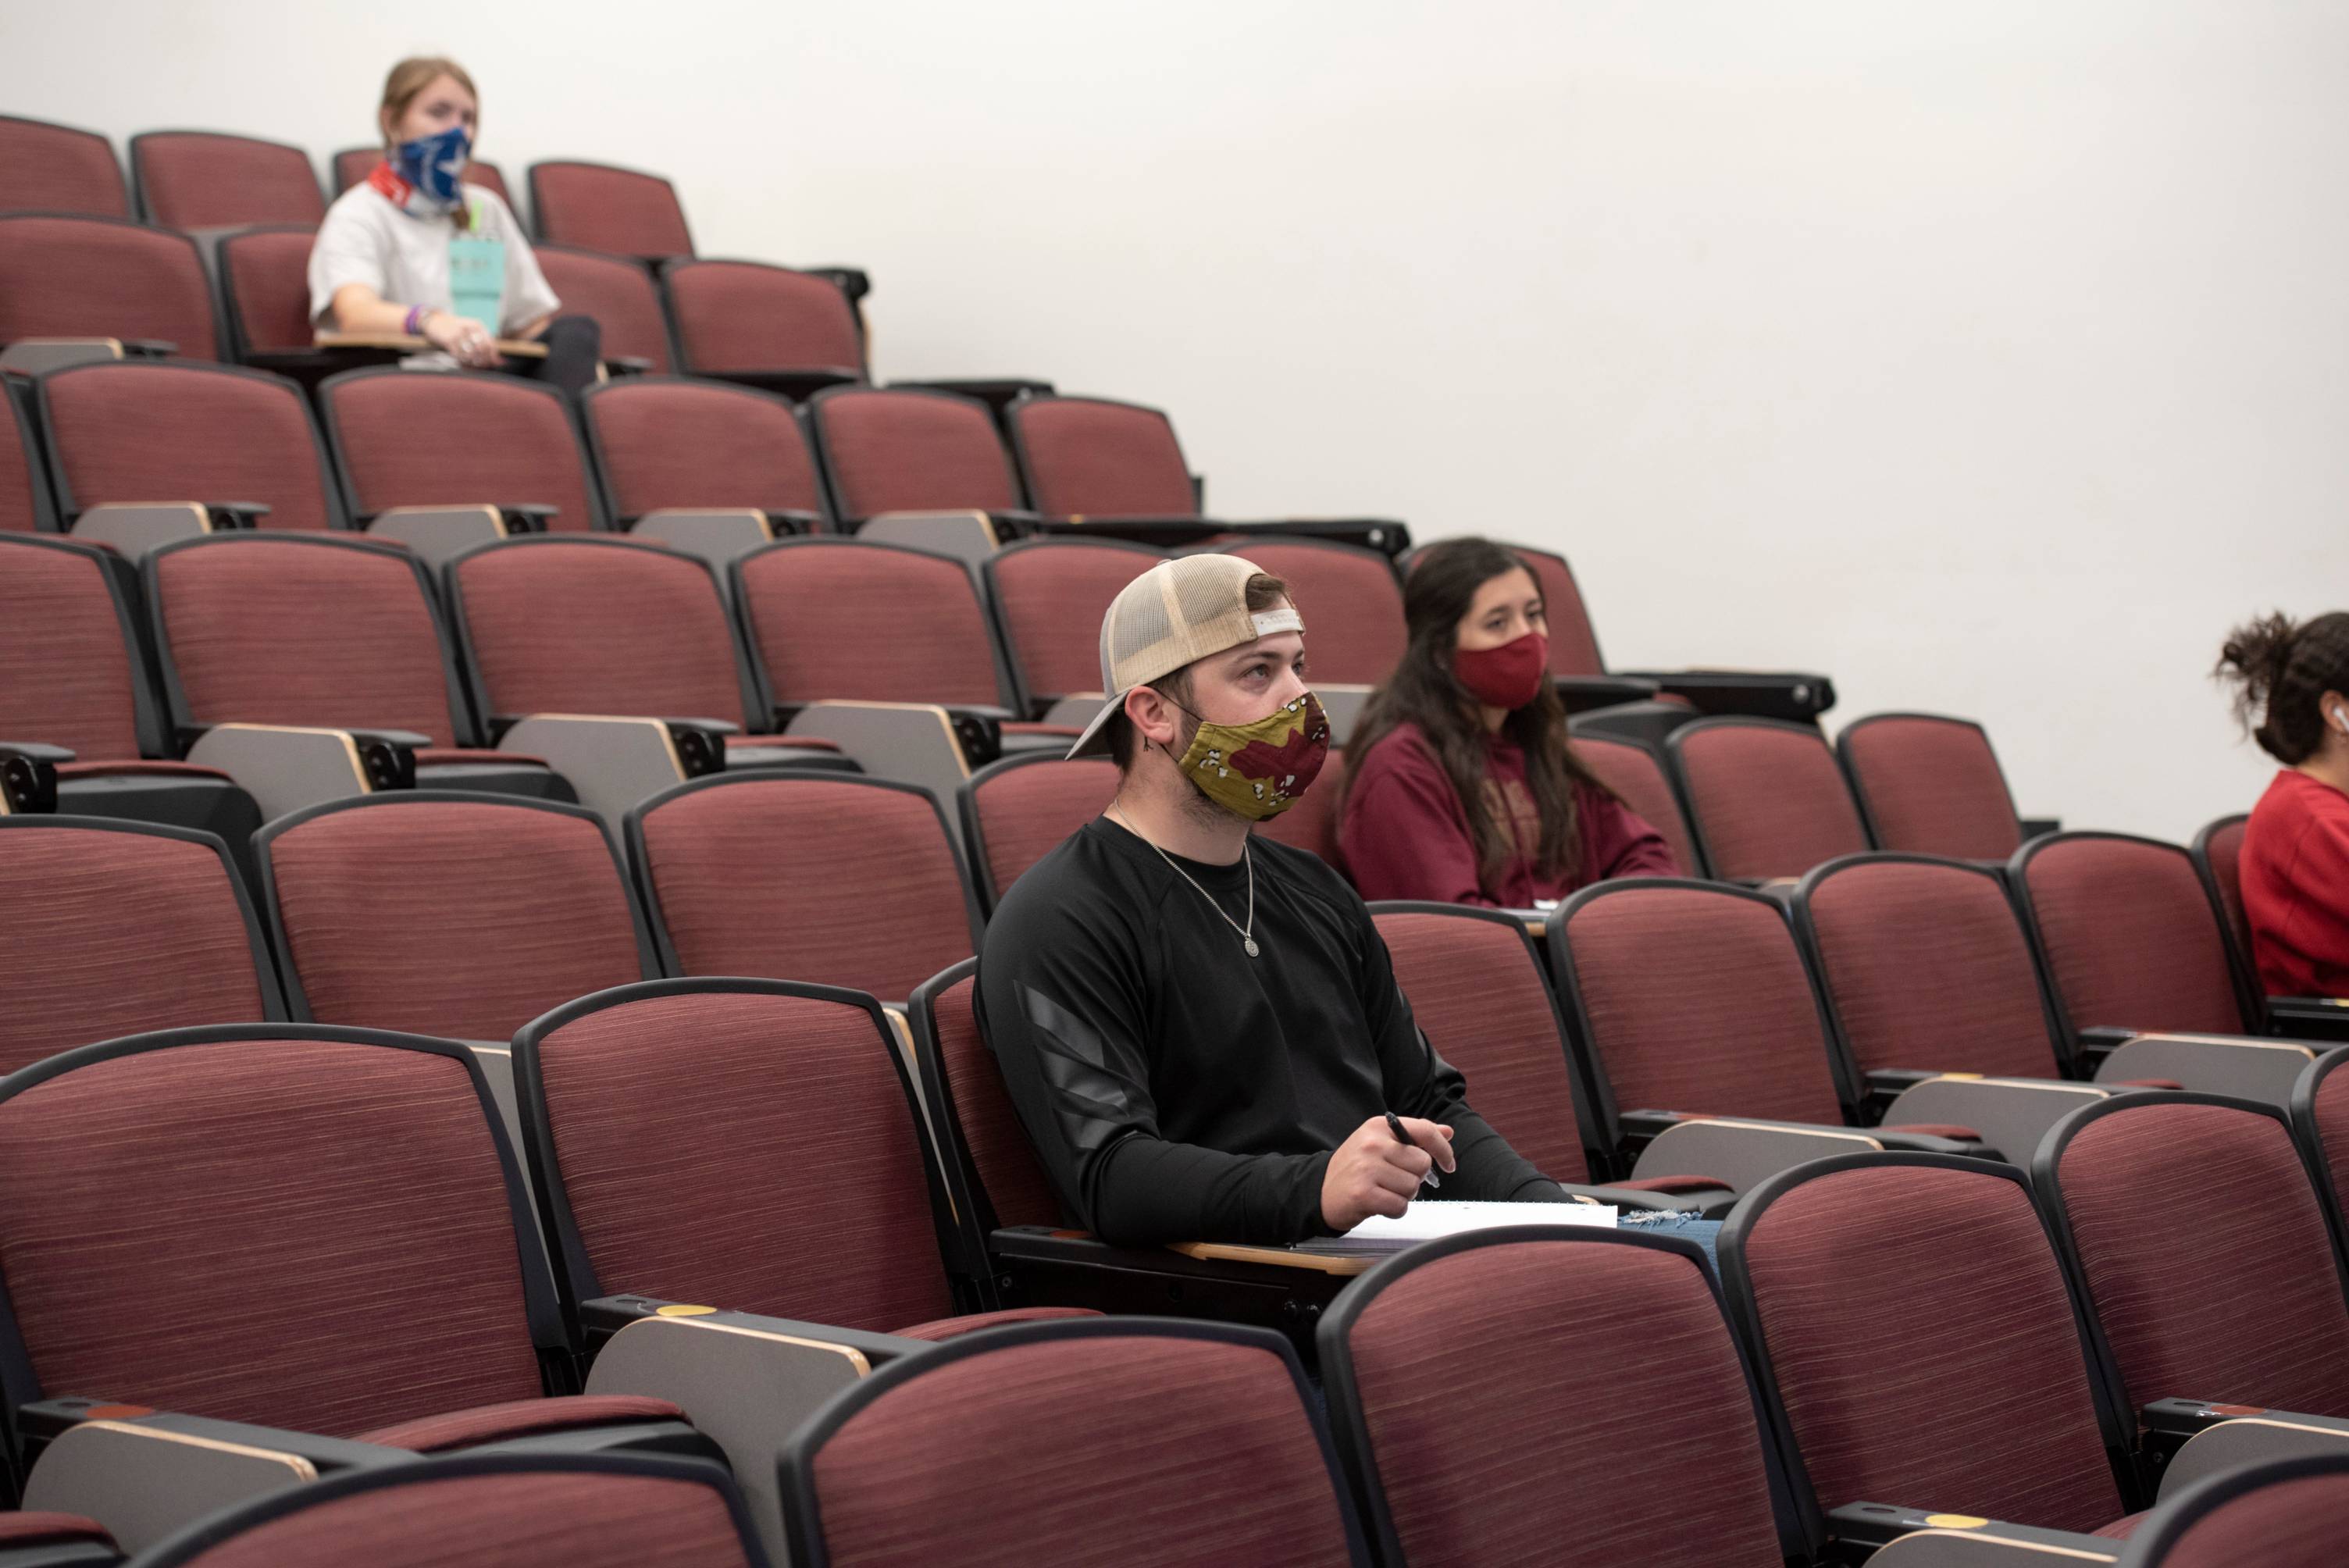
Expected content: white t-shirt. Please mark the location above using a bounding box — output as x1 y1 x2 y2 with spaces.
308 180 561 338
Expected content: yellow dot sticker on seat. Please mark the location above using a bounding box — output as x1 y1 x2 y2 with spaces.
1923 1515 1987 1529
655 1304 717 1317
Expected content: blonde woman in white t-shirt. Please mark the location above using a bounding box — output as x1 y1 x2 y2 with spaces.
310 58 598 390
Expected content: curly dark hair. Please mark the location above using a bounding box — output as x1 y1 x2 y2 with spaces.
1342 537 1612 893
2215 610 2349 764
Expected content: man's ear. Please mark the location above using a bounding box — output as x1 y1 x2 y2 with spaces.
1125 685 1182 754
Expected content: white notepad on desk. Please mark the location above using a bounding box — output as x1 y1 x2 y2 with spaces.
1295 1200 1616 1256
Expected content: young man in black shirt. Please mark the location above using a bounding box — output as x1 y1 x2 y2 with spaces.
976 553 1568 1247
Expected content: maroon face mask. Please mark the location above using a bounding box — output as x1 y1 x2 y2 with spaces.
1453 630 1549 711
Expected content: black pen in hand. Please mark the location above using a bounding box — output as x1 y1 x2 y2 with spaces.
1384 1111 1440 1190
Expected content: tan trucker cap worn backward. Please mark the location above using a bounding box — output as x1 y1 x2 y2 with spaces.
1065 553 1305 758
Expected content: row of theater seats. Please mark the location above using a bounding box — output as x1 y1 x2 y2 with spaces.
0 116 885 393
7 1219 2349 1566
2 876 2349 1563
5 773 2333 1220
0 115 697 255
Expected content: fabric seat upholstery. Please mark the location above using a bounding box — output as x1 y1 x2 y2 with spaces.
1835 713 2023 861
2011 832 2250 1038
1722 1157 2133 1538
1321 1230 1789 1566
0 212 218 359
322 369 604 532
628 775 977 1003
580 376 825 524
1670 718 1870 883
259 795 649 1039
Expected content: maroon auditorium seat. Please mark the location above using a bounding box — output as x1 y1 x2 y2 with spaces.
1005 394 1195 520
2010 831 2255 1041
1320 1228 1792 1567
1720 1155 2145 1544
981 537 1167 713
580 377 824 527
0 114 128 216
515 979 1094 1342
320 367 606 532
1211 537 1403 686
0 816 280 1074
0 212 219 360
2037 1093 2349 1418
0 1025 692 1453
130 130 324 230
0 533 262 849
1564 730 1704 878
663 260 862 394
907 963 1063 1234
133 1452 762 1568
779 1320 1364 1567
144 532 566 796
443 535 789 746
2192 813 2255 989
0 378 53 532
256 793 653 1039
626 773 978 1003
1795 853 2073 1082
214 223 319 359
2125 1452 2349 1568
732 537 1028 714
957 753 1119 911
805 387 1021 527
34 358 342 530
1835 712 2023 861
528 161 694 261
1669 718 1870 883
534 246 674 373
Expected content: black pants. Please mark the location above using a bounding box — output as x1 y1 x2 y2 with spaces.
510 314 602 395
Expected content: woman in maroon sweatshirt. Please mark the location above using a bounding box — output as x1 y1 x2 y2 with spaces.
2216 611 2349 996
1338 537 1677 907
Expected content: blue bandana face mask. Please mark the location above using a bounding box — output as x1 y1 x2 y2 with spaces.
391 124 471 212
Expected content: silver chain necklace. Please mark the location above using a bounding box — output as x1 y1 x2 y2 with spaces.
1108 804 1259 957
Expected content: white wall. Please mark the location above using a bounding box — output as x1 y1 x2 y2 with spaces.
10 0 2344 839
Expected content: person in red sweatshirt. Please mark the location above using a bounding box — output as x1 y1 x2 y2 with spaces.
1340 537 1677 906
2216 611 2349 997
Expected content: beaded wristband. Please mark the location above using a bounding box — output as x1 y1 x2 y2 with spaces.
403 305 425 336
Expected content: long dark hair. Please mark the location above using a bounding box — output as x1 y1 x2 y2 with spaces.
2215 610 2349 764
1343 537 1612 892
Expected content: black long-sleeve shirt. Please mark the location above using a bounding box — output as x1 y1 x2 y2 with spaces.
975 817 1563 1246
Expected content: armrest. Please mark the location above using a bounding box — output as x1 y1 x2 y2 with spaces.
856 508 1018 565
579 1298 914 1568
1314 684 1374 747
2155 1402 2349 1502
1613 668 1837 722
70 501 213 558
184 722 408 820
580 1295 921 1368
2091 1032 2322 1106
21 1403 410 1556
1631 1117 1908 1196
1220 518 1412 557
203 501 270 529
626 508 791 578
1830 1502 2122 1565
0 338 138 376
1556 1181 1714 1214
496 714 730 829
0 740 70 813
986 1227 1360 1356
786 700 974 804
1616 1109 1689 1155
1039 693 1107 729
495 503 556 532
803 266 872 302
1880 1075 2119 1167
2266 995 2349 1043
362 504 511 568
123 339 176 358
1553 675 1663 715
1863 1068 1949 1121
604 355 655 376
